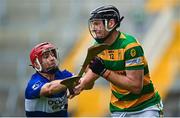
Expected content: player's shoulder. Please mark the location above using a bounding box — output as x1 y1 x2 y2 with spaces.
26 73 44 92
25 73 45 99
120 32 140 48
55 69 73 79
31 72 44 81
27 73 45 86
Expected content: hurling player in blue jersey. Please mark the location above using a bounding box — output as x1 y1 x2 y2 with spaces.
25 42 73 117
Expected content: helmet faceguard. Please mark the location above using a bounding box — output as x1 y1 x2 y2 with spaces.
30 42 59 74
88 19 108 43
88 5 124 43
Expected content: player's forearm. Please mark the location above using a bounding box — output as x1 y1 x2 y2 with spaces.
82 69 99 89
40 80 67 96
49 80 67 94
103 70 143 94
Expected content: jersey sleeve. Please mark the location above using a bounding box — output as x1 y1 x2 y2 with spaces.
25 78 45 99
124 43 145 70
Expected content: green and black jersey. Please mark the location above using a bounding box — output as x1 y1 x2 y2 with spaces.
96 32 161 112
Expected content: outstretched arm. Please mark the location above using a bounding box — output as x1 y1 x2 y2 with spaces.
79 69 99 90
40 80 67 96
68 69 99 99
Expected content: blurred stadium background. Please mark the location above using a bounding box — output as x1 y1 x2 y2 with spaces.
0 0 179 116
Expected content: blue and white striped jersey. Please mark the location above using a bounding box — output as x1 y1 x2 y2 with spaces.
25 70 73 117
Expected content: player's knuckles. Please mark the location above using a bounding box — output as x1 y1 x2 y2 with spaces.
73 89 81 95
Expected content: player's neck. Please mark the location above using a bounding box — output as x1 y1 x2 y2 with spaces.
104 30 119 45
40 72 55 81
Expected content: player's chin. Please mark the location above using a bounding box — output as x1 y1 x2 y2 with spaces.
49 62 58 67
95 34 103 38
47 65 58 70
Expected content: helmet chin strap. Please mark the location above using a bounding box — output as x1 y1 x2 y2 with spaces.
34 58 42 72
34 58 59 74
104 19 118 32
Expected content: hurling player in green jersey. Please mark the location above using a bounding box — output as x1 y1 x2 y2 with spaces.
72 5 163 117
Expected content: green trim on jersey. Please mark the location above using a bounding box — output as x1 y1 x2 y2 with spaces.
125 46 144 60
104 60 125 70
125 64 144 70
144 65 149 75
112 82 154 101
110 92 161 112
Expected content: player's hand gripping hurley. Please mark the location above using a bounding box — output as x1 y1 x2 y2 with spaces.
60 43 108 94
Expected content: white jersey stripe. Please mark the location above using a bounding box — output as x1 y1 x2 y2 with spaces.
25 94 67 113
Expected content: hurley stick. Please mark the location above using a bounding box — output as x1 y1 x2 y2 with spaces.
60 43 108 91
